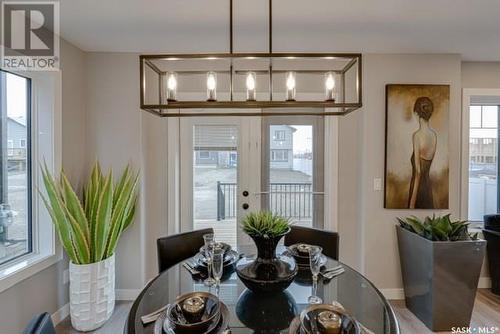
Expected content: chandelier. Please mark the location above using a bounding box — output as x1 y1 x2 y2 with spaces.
139 0 362 117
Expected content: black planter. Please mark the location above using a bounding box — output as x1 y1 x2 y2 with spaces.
235 289 297 332
236 231 297 294
484 215 500 295
484 214 500 232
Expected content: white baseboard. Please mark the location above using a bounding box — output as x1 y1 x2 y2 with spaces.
116 289 141 300
51 303 69 325
478 277 492 288
381 277 492 301
381 289 405 300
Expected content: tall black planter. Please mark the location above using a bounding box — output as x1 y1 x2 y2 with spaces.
396 226 486 331
236 231 297 294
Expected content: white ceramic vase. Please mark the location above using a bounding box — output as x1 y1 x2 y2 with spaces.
69 254 115 332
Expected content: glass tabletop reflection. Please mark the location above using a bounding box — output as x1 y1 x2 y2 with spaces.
127 246 399 334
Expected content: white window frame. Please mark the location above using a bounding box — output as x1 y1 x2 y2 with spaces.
0 70 62 293
461 88 500 227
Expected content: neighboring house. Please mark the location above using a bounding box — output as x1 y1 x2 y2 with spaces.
269 125 295 169
6 117 27 171
194 125 295 169
194 125 238 168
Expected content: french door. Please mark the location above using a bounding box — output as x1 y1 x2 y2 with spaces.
179 114 325 247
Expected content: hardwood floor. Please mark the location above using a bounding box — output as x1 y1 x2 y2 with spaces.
55 290 500 333
391 289 500 333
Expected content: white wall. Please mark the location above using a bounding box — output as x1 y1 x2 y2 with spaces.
0 39 86 334
462 62 500 88
355 54 463 290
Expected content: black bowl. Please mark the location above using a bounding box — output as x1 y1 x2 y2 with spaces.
299 304 360 334
287 244 323 267
236 254 298 294
166 292 221 334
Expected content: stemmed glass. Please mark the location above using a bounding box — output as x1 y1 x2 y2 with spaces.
212 246 224 298
203 233 216 287
308 246 323 304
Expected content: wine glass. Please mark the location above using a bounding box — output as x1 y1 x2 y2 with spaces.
308 246 323 304
203 233 216 287
212 246 224 298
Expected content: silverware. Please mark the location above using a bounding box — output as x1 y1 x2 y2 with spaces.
322 268 345 280
322 265 343 273
182 262 200 275
141 305 168 325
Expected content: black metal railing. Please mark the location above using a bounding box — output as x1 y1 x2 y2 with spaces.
217 182 313 221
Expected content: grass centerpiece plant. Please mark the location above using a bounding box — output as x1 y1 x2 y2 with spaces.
236 211 297 294
41 162 138 332
395 214 485 331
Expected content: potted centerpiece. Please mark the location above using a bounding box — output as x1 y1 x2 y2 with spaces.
236 211 297 294
41 162 138 332
396 214 485 331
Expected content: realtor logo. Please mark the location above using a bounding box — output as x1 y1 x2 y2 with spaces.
1 1 59 70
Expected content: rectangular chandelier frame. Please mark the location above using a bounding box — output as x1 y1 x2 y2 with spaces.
139 0 362 117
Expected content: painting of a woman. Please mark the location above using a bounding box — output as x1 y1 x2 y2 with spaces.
385 84 449 209
408 97 436 209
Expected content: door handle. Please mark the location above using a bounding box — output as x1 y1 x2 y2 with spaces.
242 203 249 210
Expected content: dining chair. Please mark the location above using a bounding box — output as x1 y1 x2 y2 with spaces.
157 228 214 273
284 225 339 260
23 312 56 334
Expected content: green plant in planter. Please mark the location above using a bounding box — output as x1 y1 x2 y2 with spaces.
40 162 139 264
397 214 478 241
241 211 291 238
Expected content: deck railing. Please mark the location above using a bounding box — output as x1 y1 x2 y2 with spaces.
217 182 313 221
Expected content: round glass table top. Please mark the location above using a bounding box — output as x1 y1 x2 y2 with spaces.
126 246 399 334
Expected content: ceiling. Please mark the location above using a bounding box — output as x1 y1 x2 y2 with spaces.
60 0 500 61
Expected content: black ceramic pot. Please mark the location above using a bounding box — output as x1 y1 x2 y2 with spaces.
235 289 297 332
236 230 298 294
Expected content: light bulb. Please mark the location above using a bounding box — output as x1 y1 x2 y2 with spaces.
246 72 256 101
286 71 296 101
246 73 256 90
325 72 336 101
167 73 177 90
206 72 217 101
162 72 177 102
286 72 296 90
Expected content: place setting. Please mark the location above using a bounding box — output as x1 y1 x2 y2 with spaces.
151 292 231 334
183 233 240 283
286 243 345 284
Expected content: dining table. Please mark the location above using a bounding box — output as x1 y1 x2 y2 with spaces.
125 245 400 334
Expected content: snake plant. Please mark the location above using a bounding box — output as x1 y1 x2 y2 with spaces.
241 211 291 238
397 214 478 241
41 162 139 264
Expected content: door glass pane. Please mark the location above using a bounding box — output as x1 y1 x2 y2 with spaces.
0 71 31 265
193 125 238 247
268 125 313 227
469 105 498 221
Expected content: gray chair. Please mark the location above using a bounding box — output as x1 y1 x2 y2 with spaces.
23 313 56 334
